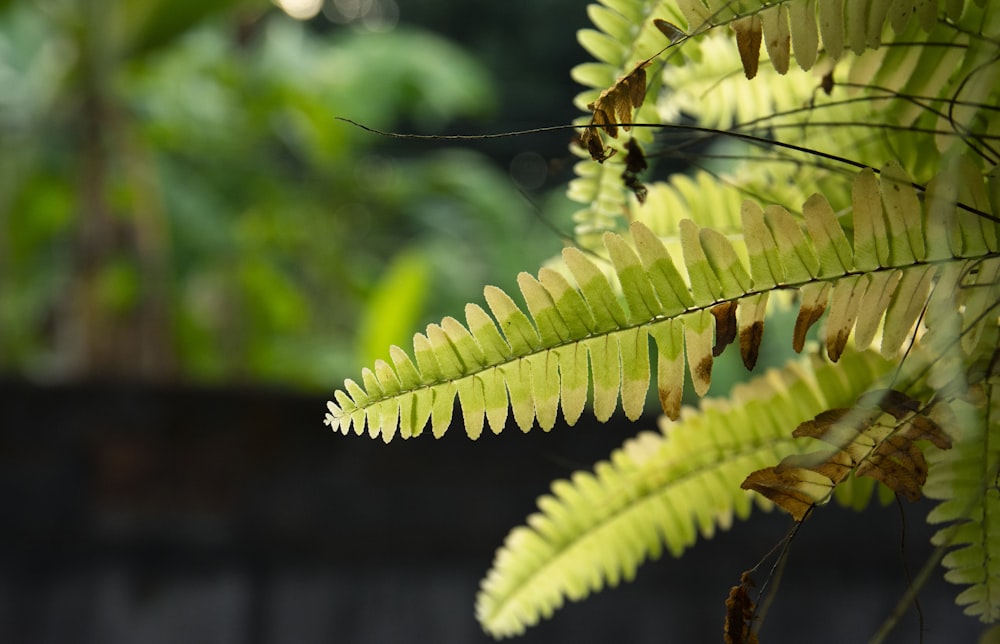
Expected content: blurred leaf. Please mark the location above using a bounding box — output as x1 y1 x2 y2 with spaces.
358 248 431 367
240 258 309 332
122 0 266 58
0 7 564 387
7 173 73 261
95 258 141 313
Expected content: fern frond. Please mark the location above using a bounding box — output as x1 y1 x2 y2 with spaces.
925 387 1000 622
652 3 1000 225
675 0 985 75
920 282 1000 622
648 35 855 229
742 389 956 521
568 0 689 244
475 349 894 638
326 162 1000 443
568 0 998 245
657 31 822 131
846 1 1000 165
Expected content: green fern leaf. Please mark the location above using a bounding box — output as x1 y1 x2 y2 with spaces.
327 163 1000 442
925 390 1000 622
475 349 894 637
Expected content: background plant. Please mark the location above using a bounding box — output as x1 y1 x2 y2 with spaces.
327 0 1000 640
0 0 566 386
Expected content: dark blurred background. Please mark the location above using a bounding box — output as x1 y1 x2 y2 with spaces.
0 380 983 643
0 0 988 641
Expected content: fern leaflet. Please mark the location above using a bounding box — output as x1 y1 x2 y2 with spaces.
742 389 956 521
326 163 999 442
475 349 893 637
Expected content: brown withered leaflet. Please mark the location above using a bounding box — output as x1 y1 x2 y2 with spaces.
621 137 648 202
579 18 687 163
653 18 685 44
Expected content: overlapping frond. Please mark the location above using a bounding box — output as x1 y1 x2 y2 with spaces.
922 315 1000 621
326 0 1000 637
325 161 1000 443
742 389 956 521
674 0 986 76
476 349 894 638
568 0 688 244
651 2 1000 230
845 1 1000 167
570 0 999 250
924 390 1000 621
657 31 822 131
649 33 857 230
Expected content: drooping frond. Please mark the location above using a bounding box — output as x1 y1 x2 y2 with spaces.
325 161 1000 443
475 349 894 638
742 389 956 521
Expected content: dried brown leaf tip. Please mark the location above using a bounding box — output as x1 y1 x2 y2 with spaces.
732 15 763 80
741 389 955 521
580 60 650 162
653 18 685 44
739 319 764 370
792 283 829 353
724 571 760 644
711 301 739 357
820 70 834 95
622 137 648 203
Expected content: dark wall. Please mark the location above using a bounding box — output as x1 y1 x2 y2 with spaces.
0 380 985 643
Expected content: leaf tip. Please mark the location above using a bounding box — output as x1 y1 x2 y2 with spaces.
739 321 764 370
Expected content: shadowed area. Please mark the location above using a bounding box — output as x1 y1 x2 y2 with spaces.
0 379 981 643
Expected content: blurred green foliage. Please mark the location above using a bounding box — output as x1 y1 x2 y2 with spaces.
0 0 567 388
